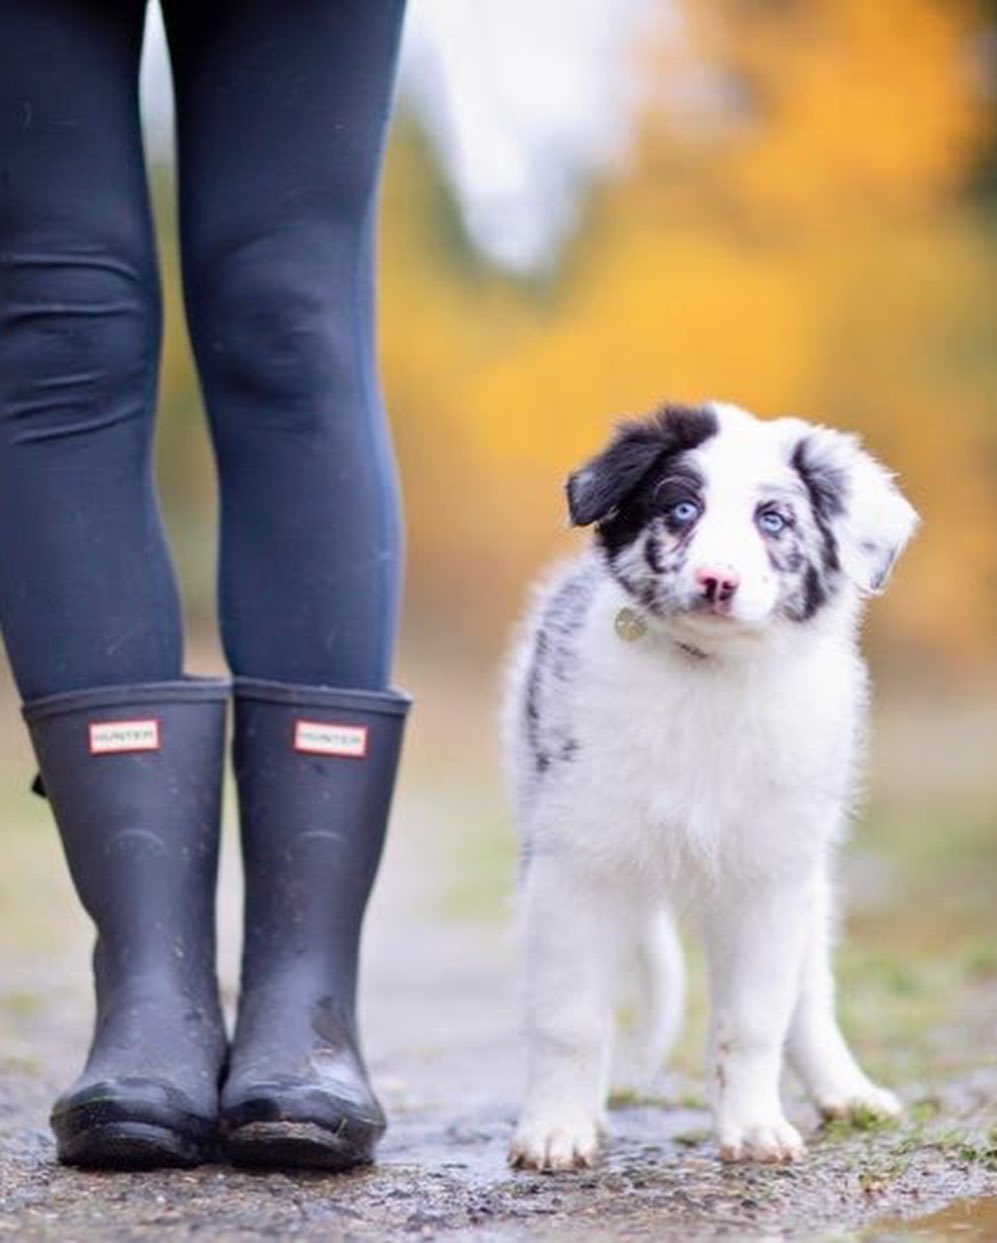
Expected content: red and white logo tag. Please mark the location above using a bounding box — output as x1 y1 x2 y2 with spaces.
294 720 368 759
89 718 161 755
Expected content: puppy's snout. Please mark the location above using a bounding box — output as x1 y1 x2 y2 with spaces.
695 565 740 605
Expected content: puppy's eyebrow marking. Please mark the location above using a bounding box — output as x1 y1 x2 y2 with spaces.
651 464 705 503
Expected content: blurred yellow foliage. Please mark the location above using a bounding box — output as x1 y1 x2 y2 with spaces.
712 0 984 223
379 0 997 671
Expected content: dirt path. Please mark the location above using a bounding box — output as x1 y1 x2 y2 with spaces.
1 680 995 1240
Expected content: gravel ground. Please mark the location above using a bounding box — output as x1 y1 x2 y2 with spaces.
1 687 995 1241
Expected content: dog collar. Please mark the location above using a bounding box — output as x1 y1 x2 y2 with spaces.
674 638 710 661
614 607 710 662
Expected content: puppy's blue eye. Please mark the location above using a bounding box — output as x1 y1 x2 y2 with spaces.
757 509 787 535
669 500 700 526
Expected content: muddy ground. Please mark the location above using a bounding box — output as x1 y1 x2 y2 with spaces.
1 664 995 1240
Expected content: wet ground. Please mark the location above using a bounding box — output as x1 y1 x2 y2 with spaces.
1 668 995 1240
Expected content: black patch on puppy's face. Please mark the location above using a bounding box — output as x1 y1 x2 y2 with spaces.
783 436 849 620
566 403 719 531
791 437 845 569
566 404 718 620
600 460 706 564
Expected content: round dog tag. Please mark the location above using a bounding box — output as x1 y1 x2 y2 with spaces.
614 607 647 642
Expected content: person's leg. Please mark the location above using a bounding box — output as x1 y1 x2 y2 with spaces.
165 0 406 690
0 2 227 1169
163 0 410 1169
0 0 183 699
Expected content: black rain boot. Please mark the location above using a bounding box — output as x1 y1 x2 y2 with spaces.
23 678 230 1169
219 678 410 1170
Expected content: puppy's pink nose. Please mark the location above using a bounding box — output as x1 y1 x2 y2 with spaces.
695 565 740 604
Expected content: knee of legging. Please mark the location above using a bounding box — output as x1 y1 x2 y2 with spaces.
185 235 367 434
0 250 159 445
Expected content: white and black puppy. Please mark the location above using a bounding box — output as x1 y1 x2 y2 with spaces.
504 401 918 1170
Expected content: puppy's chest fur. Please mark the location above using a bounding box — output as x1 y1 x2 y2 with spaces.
507 555 865 887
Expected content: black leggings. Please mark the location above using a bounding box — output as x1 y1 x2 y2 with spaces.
0 0 406 701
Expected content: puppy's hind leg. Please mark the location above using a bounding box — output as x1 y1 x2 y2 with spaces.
510 854 625 1172
612 906 685 1094
787 867 901 1122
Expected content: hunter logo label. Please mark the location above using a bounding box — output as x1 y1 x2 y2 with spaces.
89 719 161 755
294 720 368 759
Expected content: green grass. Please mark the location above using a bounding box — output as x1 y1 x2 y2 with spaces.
821 1107 901 1142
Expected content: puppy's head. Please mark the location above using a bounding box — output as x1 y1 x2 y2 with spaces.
567 402 918 645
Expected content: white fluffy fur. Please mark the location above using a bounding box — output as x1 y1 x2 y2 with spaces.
504 403 918 1170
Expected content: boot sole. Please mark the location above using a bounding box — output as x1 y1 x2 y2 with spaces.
222 1120 375 1171
52 1098 218 1169
55 1120 214 1169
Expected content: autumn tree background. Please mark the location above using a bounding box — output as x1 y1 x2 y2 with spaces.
151 0 996 688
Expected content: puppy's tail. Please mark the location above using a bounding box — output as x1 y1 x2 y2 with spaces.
612 906 685 1093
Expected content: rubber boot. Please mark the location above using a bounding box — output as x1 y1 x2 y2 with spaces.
219 678 410 1170
23 678 230 1169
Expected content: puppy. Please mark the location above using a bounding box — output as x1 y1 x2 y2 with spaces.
504 401 918 1170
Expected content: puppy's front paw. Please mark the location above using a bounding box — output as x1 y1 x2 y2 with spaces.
818 1082 902 1123
509 1112 600 1172
718 1116 805 1164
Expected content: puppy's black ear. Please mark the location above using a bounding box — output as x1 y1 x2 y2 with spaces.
566 404 718 527
567 423 667 527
